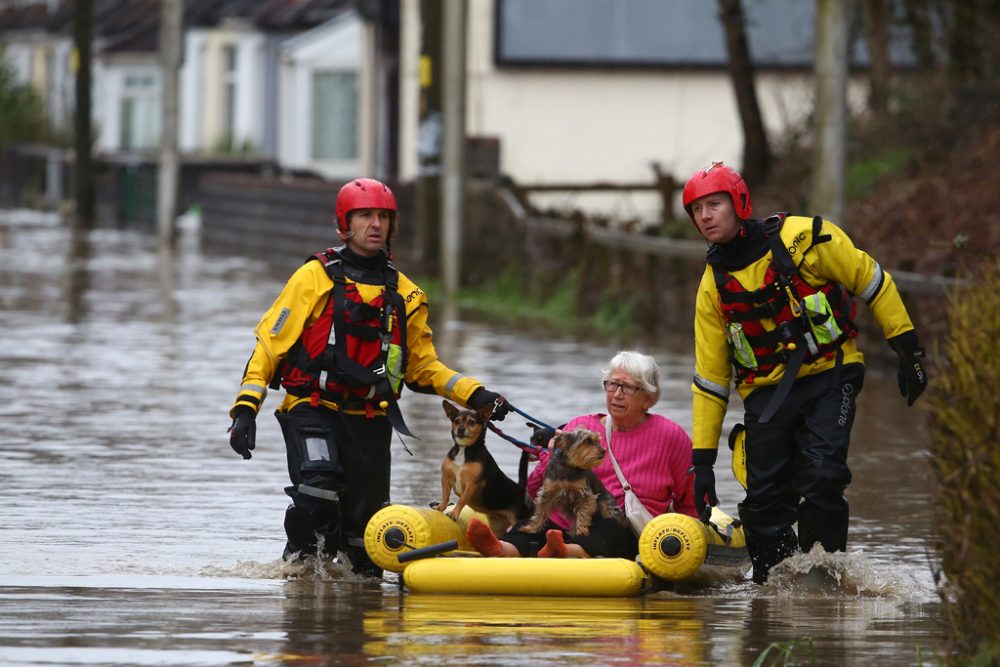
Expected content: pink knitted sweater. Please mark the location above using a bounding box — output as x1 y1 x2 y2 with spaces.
527 413 697 529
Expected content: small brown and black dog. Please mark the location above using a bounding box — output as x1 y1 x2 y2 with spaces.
519 428 622 537
436 400 530 536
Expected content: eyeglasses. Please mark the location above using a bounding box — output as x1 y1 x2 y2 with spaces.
603 380 642 395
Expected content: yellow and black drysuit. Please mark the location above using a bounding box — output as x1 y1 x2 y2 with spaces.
231 246 491 574
691 214 918 583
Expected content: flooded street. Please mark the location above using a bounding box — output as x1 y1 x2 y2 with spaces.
0 210 944 666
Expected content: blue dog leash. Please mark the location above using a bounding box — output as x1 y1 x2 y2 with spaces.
486 421 541 455
493 400 556 431
485 400 557 456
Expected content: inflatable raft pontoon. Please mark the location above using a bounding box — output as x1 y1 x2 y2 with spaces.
364 504 749 596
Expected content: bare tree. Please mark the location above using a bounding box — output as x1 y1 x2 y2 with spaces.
948 0 982 86
861 0 892 114
717 0 771 188
902 0 937 72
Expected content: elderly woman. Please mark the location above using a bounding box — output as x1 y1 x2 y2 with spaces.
468 350 697 559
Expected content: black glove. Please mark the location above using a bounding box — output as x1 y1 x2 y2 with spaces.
888 330 928 406
228 406 257 460
529 425 556 449
691 448 719 518
468 387 510 421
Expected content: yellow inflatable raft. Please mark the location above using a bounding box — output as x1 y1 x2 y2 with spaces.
364 504 748 596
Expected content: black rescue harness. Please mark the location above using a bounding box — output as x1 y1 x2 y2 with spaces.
273 248 415 437
709 214 858 423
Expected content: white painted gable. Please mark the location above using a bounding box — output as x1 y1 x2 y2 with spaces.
281 12 361 68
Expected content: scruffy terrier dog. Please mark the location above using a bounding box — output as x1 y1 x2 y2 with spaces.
436 400 530 536
519 428 622 536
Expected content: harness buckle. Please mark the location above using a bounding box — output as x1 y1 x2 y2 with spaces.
782 284 802 317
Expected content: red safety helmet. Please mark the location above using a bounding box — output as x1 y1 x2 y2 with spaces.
334 178 397 234
682 162 752 221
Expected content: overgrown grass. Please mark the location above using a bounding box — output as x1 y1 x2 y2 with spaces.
420 264 636 338
752 637 815 666
927 260 1000 666
845 146 913 201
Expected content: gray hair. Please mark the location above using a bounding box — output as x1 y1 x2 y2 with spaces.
601 350 661 405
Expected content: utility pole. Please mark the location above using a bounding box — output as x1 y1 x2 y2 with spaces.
157 0 182 243
72 0 94 227
416 0 443 274
811 0 849 227
440 0 466 297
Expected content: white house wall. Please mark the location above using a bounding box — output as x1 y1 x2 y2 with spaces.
48 39 73 130
179 29 207 152
235 33 264 148
3 40 33 82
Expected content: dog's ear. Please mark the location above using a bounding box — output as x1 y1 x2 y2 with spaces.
551 431 572 452
475 405 494 422
442 400 459 420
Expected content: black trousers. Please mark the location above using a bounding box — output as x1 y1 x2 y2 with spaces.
739 362 864 583
500 516 637 559
276 404 392 574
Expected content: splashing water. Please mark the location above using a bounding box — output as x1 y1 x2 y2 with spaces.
765 544 928 598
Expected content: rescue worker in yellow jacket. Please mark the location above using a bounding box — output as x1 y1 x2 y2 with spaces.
683 163 927 584
228 178 510 577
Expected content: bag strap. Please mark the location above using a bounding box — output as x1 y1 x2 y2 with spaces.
604 416 633 492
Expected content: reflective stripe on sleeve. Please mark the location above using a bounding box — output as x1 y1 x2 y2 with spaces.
240 382 267 397
694 374 730 402
860 262 885 304
444 373 463 396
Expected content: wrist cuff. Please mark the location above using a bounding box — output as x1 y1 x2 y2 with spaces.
692 448 718 467
888 329 920 355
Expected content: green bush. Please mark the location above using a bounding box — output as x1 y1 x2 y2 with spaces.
0 46 50 145
845 146 912 201
928 260 1000 665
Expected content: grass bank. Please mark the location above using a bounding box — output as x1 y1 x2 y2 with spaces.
927 260 1000 665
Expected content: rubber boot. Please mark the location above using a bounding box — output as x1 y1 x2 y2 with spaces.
342 536 382 579
283 504 317 561
746 528 798 584
282 503 341 562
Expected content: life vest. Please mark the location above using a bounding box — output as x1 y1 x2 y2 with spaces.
275 248 407 409
709 214 858 384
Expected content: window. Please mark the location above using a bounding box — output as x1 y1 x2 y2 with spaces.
120 72 159 150
494 0 822 68
311 70 358 161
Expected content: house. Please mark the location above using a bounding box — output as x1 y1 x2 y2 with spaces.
1 0 921 223
0 0 357 158
0 0 74 135
397 0 915 221
277 7 391 179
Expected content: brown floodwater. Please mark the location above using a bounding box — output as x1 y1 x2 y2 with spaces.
0 210 943 666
